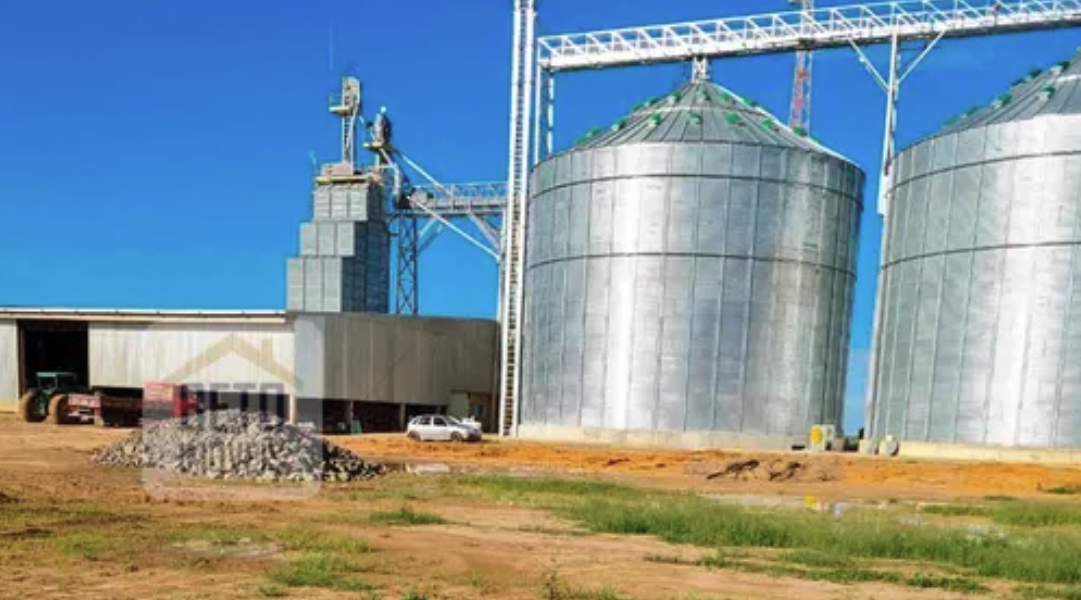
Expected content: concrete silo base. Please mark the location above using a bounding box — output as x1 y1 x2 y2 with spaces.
516 424 805 452
893 441 1081 466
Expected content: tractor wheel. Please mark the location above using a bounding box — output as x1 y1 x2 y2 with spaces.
17 390 42 423
47 394 70 426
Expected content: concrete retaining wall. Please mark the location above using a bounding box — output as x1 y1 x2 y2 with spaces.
896 441 1081 466
517 424 803 451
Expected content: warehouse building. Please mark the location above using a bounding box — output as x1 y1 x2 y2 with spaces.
0 309 498 433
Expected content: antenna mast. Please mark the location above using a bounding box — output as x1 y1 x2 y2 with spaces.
788 0 814 131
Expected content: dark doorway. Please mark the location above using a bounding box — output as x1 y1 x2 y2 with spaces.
18 320 89 393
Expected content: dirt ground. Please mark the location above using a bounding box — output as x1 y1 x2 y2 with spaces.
2 415 1081 600
331 433 1081 501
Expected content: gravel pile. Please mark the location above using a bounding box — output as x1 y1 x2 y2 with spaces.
94 409 384 482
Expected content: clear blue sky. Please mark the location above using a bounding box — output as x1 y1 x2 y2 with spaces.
1 0 1078 432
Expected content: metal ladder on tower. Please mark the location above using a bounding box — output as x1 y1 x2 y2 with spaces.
498 0 536 437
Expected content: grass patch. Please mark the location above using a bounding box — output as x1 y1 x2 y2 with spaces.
460 475 640 499
517 524 589 537
922 504 992 517
918 500 1081 528
804 567 901 585
258 583 286 597
992 503 1081 528
56 533 111 560
270 553 374 592
275 528 371 554
645 554 697 566
539 570 627 600
694 549 988 592
1043 486 1081 496
368 506 446 526
907 574 988 594
1015 584 1081 599
558 494 1081 584
465 568 500 595
781 549 851 568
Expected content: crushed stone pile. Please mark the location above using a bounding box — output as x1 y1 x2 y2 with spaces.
684 457 837 483
93 409 384 483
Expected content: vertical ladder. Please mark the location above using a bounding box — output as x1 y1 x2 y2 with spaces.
498 0 536 437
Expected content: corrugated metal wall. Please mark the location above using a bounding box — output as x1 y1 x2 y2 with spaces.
287 179 391 314
523 142 864 437
89 321 296 393
0 321 17 411
295 314 496 405
873 116 1081 448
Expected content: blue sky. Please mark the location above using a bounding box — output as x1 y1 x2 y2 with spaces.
1 0 1079 432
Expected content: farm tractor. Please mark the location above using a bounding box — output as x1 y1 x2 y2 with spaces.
17 372 140 427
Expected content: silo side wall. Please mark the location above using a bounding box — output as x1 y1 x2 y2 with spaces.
522 142 864 442
873 115 1081 449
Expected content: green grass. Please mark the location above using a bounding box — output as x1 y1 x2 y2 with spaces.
1043 486 1081 496
257 583 286 598
270 553 374 592
916 499 1081 529
922 504 992 517
781 549 851 568
557 495 1081 584
55 533 111 560
804 567 901 585
1015 584 1081 599
539 570 627 600
681 548 989 593
458 476 640 499
275 528 372 554
367 506 446 526
465 569 499 595
992 503 1081 528
907 574 988 594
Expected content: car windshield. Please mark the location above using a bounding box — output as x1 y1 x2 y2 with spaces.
444 416 462 425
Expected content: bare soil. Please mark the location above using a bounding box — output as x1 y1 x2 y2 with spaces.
1 415 1080 599
332 433 1081 501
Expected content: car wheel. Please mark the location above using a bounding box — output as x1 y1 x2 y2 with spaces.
451 432 464 443
408 431 420 442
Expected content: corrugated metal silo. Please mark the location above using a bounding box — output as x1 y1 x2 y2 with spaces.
520 79 865 448
869 56 1081 449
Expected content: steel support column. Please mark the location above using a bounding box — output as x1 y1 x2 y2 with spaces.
393 212 420 315
857 29 944 444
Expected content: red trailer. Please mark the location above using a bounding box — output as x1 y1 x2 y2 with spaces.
64 392 142 427
142 382 201 421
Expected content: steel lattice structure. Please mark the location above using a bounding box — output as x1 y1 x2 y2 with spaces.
537 0 1081 72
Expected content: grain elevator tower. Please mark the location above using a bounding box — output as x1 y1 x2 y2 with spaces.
286 76 391 313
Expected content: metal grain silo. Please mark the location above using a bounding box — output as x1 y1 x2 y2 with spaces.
519 78 865 449
868 56 1081 449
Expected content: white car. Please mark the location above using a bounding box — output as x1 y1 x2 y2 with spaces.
406 414 482 442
